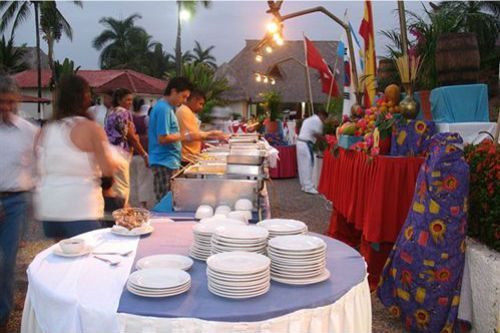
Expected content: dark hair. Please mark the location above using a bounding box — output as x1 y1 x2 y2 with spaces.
164 77 193 96
112 88 132 107
104 89 114 97
188 89 206 101
101 177 114 190
54 74 91 120
317 110 328 118
133 97 145 112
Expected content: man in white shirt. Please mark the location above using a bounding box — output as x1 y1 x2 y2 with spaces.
296 110 327 194
0 75 38 330
89 89 113 127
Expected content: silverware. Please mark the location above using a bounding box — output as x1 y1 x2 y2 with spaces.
93 255 120 266
92 250 133 257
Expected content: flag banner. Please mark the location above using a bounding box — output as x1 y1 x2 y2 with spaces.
359 0 377 107
304 36 339 97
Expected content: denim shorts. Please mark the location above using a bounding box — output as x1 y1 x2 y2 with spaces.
42 220 102 238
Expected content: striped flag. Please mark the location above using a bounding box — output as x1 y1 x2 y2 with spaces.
359 0 377 107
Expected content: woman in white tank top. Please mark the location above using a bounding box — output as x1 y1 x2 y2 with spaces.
35 75 117 238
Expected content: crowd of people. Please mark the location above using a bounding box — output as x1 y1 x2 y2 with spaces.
0 73 225 329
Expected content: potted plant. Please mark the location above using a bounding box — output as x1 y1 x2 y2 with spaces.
261 91 282 133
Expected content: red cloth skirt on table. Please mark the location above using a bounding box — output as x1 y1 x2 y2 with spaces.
269 145 297 179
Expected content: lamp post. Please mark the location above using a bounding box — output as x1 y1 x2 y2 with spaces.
253 3 361 104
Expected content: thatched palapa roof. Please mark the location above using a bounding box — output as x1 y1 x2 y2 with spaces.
217 39 343 104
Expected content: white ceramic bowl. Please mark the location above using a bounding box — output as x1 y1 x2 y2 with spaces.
59 238 85 254
215 205 232 216
234 199 253 211
195 205 214 219
235 210 252 221
227 211 250 224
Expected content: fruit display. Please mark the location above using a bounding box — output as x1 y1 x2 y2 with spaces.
336 93 400 155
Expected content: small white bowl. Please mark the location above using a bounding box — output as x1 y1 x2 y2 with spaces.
234 199 253 211
215 205 232 216
234 210 252 221
227 211 250 224
59 238 86 254
195 205 214 219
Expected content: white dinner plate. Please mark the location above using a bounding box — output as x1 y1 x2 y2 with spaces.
214 225 269 240
207 251 270 275
53 245 92 258
257 219 308 233
207 268 269 281
208 276 270 288
136 254 194 271
211 236 267 247
127 280 190 293
208 284 270 299
270 268 324 278
271 269 331 285
268 235 326 252
128 268 190 289
111 225 154 237
127 283 190 298
193 219 245 235
267 248 326 258
208 281 269 293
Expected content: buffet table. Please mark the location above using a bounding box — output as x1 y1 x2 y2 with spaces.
22 221 371 333
318 147 424 288
269 145 298 179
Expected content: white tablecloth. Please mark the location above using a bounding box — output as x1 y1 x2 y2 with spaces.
21 225 372 333
436 122 497 144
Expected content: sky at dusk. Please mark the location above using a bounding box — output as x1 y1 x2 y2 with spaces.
8 1 430 69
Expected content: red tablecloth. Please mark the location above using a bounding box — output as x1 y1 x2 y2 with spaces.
318 147 424 288
269 145 298 179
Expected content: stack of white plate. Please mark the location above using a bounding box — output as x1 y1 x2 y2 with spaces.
211 225 269 255
207 251 271 299
256 219 308 238
126 268 191 297
190 218 245 261
267 235 330 285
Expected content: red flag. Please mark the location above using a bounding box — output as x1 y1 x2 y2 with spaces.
304 37 339 97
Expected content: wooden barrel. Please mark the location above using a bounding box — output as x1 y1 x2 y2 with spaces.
377 58 398 91
436 33 480 86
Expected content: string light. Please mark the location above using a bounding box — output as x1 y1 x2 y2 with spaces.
255 73 262 82
265 46 273 54
267 21 279 34
255 54 263 62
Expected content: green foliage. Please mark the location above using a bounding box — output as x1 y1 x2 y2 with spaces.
192 41 216 69
50 57 80 89
464 140 500 251
175 62 229 124
261 90 282 121
324 97 343 120
0 34 28 74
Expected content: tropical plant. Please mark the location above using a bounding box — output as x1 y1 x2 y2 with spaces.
436 1 500 64
0 1 82 71
261 90 282 121
324 97 343 120
175 0 211 75
192 41 217 69
173 62 229 123
164 50 195 79
464 139 500 251
50 57 80 89
93 14 155 70
0 34 29 74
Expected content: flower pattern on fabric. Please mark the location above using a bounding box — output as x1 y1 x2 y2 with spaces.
378 132 470 332
391 119 436 156
105 106 135 152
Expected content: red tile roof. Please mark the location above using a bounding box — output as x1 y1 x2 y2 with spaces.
20 95 51 103
14 69 167 95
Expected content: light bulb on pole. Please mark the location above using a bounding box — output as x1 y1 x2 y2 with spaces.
266 21 279 34
179 9 191 21
265 46 273 54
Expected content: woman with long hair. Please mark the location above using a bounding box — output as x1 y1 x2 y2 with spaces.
104 88 148 206
35 74 117 238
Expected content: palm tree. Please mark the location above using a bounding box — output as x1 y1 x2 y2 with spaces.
93 13 147 69
164 50 194 79
0 1 82 116
175 0 211 76
0 34 29 74
192 41 217 69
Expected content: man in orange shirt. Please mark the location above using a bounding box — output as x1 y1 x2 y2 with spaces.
176 90 224 164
